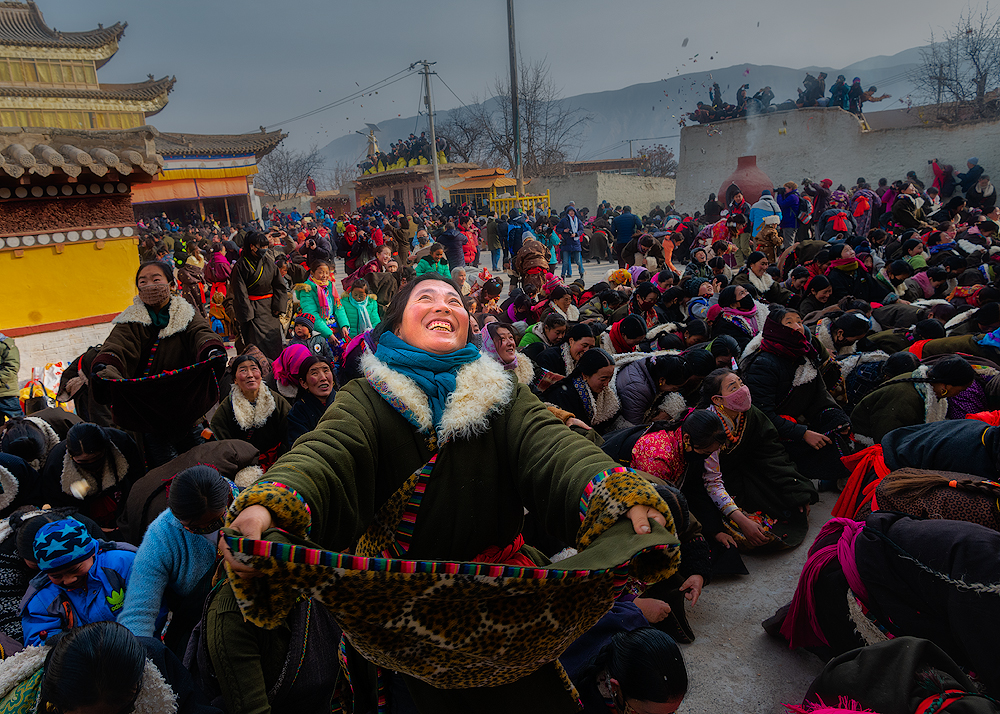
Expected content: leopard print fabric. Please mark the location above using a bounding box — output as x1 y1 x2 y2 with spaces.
577 468 673 549
229 481 312 536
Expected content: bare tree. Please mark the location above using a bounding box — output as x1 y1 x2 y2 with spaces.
435 57 590 178
637 145 678 178
317 159 360 193
912 4 1000 120
255 144 324 201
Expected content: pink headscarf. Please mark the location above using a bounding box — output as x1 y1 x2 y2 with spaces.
272 343 312 387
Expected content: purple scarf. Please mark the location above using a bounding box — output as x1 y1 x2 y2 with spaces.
780 518 868 649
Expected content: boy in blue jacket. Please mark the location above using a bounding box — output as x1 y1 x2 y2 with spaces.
21 518 135 646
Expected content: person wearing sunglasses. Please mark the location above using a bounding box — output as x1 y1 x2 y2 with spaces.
117 465 236 656
0 621 221 714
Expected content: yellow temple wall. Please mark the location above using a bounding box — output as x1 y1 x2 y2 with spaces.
0 238 138 332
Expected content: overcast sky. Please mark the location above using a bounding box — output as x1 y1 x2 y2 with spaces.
40 0 974 151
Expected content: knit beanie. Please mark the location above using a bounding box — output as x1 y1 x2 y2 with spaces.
969 157 980 166
294 313 316 330
33 518 98 572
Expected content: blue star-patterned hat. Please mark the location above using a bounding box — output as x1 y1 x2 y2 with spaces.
32 518 98 572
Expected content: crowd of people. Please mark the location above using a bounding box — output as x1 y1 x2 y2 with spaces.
686 73 891 124
2 150 1000 713
356 131 450 174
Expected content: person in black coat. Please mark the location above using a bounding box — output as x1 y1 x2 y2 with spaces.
825 242 892 303
40 423 145 533
437 221 468 269
287 356 337 444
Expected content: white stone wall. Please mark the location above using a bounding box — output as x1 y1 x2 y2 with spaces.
675 108 1000 212
529 173 675 216
11 321 115 387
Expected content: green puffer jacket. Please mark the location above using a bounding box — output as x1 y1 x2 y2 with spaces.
0 335 18 398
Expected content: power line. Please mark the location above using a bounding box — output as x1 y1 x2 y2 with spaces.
436 72 469 109
251 67 418 131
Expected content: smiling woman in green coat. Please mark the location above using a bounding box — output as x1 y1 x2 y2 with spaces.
222 273 678 714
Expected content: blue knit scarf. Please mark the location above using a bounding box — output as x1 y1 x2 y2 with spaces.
375 332 481 433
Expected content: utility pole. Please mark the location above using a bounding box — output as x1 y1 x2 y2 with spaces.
421 60 442 207
506 0 524 196
628 139 634 159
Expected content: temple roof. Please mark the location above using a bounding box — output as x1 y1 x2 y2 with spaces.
0 2 126 49
0 75 175 102
155 129 287 160
0 125 161 180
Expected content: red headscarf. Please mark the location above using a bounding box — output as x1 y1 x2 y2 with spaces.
609 320 634 354
760 315 816 360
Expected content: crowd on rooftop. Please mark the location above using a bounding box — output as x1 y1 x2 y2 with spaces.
3 149 1000 713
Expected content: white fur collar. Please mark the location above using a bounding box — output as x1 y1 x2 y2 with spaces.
551 303 580 323
817 318 857 357
530 322 553 347
613 348 681 368
0 647 178 714
512 356 536 385
792 359 819 387
0 465 18 513
233 465 264 490
24 417 60 470
838 351 888 379
600 331 615 354
747 270 774 296
913 365 949 425
655 391 688 420
958 238 985 255
945 309 978 333
113 294 195 340
61 440 129 500
741 330 765 362
645 323 680 341
230 386 277 430
575 371 621 426
560 342 577 375
361 351 514 444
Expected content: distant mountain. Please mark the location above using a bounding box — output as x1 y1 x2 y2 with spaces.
317 47 925 177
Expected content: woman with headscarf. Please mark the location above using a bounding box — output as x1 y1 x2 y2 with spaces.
626 283 662 330
540 285 581 324
295 259 351 343
210 355 290 471
40 423 145 532
221 273 676 713
608 268 634 291
708 285 764 352
741 307 851 487
850 185 882 238
229 230 289 360
90 262 225 468
342 279 382 338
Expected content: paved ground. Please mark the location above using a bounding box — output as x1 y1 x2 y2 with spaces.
678 491 835 713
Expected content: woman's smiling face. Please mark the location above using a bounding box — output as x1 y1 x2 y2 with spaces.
397 282 470 354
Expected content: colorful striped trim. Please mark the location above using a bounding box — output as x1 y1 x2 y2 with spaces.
99 354 226 383
366 372 427 434
222 533 672 595
388 455 436 558
265 481 313 533
579 467 631 523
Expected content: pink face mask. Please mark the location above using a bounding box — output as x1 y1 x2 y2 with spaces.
721 385 752 412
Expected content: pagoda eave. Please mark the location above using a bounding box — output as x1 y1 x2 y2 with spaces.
0 93 170 116
0 37 120 66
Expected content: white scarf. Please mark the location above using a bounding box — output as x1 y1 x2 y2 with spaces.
568 214 579 234
552 302 580 323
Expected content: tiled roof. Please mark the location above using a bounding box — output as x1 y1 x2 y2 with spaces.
0 2 126 49
0 76 175 102
0 125 162 180
155 130 287 160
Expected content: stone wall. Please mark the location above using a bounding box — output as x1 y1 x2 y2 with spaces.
12 321 115 387
529 173 675 216
675 108 1000 212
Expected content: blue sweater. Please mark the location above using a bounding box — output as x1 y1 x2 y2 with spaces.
117 509 218 638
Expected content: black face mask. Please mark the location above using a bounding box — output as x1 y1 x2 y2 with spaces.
738 295 755 310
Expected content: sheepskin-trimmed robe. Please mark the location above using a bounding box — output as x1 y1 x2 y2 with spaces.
851 367 949 444
94 295 222 383
210 388 289 469
230 351 676 713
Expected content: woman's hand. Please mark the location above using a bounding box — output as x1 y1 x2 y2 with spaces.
341 326 350 340
627 504 667 535
680 574 704 605
732 511 771 547
803 430 831 450
714 531 737 549
221 505 274 579
566 417 592 430
634 597 672 623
